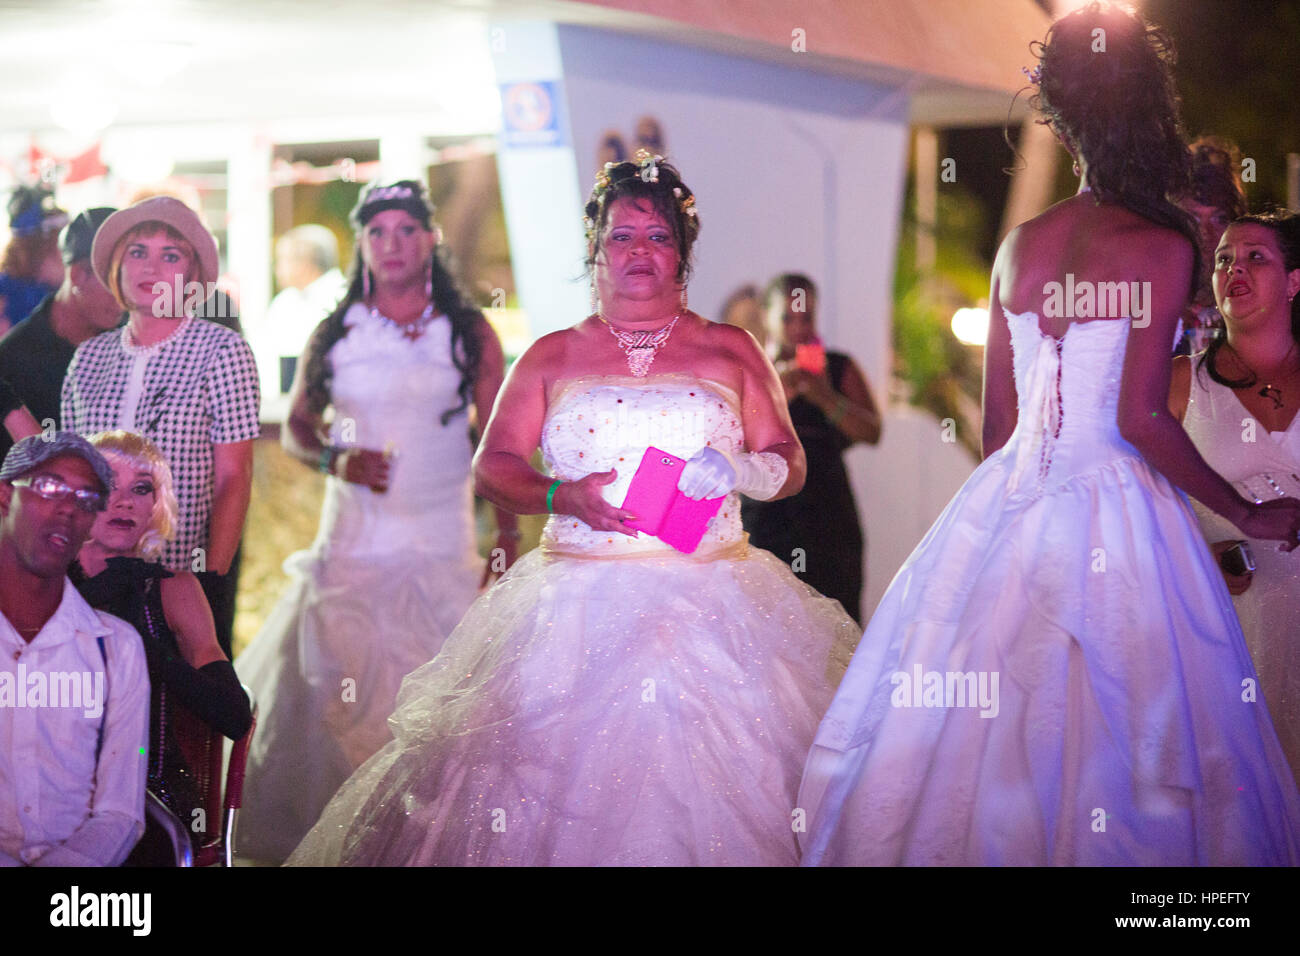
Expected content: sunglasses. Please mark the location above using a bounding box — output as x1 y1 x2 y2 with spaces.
11 475 107 513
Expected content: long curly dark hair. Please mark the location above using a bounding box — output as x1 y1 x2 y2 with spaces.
1186 136 1247 220
1029 2 1200 296
302 181 484 426
1197 211 1300 388
583 155 700 285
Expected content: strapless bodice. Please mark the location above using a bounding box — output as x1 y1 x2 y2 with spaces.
540 374 747 557
1003 309 1140 497
314 304 475 558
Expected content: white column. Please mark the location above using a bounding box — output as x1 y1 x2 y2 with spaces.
226 128 272 331
489 20 587 338
378 131 428 183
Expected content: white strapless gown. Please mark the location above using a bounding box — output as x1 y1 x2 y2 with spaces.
799 311 1300 866
236 306 482 862
287 374 859 866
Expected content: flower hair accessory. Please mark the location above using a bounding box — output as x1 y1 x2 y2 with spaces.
583 151 698 242
635 148 662 183
1021 64 1042 85
674 187 697 219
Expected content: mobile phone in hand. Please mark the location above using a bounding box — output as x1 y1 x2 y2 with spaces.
795 341 826 375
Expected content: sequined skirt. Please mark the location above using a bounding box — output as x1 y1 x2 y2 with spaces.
287 545 858 866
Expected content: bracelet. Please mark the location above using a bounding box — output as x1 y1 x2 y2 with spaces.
827 397 849 425
546 479 563 514
318 445 338 475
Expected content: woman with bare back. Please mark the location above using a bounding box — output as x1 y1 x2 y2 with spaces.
799 1 1300 866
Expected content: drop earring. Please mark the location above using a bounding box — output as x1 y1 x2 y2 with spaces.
590 276 600 316
363 268 372 302
1072 158 1081 177
426 262 433 303
679 285 688 312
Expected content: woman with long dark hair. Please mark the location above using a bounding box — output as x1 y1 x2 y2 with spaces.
235 180 512 863
800 2 1300 865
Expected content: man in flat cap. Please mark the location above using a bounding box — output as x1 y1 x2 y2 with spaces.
0 432 148 866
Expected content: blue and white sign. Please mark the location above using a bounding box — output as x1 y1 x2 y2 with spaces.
499 81 567 148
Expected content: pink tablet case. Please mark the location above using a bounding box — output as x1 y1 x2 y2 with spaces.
621 447 724 553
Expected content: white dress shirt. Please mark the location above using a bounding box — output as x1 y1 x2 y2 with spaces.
0 578 149 866
249 268 348 423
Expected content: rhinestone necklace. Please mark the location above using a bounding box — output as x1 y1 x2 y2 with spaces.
369 302 437 341
600 313 680 377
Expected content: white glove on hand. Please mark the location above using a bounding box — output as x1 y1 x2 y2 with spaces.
678 447 737 499
677 447 789 501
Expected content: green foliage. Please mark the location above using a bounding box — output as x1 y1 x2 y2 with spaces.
892 185 992 456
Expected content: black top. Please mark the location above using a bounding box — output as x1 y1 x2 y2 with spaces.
0 295 75 459
71 557 204 831
741 350 864 623
71 558 251 836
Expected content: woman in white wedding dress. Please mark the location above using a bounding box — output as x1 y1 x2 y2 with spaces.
235 181 511 863
799 3 1300 866
1172 212 1300 788
287 152 858 866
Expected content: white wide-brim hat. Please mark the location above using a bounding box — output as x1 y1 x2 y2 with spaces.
91 196 219 289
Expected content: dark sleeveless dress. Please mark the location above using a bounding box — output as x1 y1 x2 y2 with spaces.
72 557 205 862
742 351 864 624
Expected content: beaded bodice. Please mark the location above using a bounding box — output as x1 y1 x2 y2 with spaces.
540 374 747 556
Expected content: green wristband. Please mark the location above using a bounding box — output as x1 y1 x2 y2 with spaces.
319 446 337 475
828 397 848 425
546 479 563 514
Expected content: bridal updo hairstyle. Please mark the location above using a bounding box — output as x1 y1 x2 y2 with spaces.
1029 1 1199 295
302 179 484 426
1198 211 1300 388
583 155 701 285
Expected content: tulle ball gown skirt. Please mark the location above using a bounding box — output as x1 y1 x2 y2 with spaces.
287 542 858 866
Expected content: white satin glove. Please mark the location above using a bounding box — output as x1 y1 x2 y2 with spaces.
677 447 788 501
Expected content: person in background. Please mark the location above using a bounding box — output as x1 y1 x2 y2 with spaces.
249 225 347 424
61 197 260 659
1174 136 1247 356
0 185 68 336
71 430 251 863
124 185 242 336
0 207 120 460
1171 211 1300 787
0 433 148 866
236 180 512 863
741 273 881 624
719 283 766 350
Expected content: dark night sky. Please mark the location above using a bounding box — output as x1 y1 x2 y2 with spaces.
948 0 1300 263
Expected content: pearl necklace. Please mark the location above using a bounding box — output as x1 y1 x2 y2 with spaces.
369 302 437 341
120 315 193 355
600 313 680 377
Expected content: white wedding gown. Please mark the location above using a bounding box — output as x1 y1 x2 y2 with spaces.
236 305 482 863
1182 362 1300 789
799 310 1300 866
287 374 859 866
